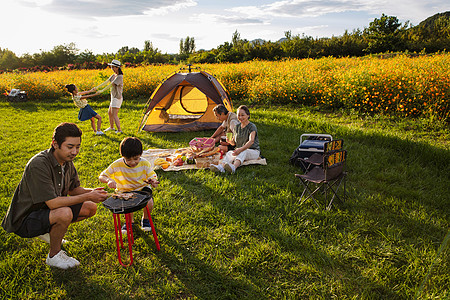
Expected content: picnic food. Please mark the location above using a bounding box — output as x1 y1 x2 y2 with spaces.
156 152 172 157
197 147 220 157
154 158 168 165
173 158 184 166
154 157 170 169
111 193 136 201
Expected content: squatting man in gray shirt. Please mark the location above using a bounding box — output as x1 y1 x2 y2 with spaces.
2 122 108 269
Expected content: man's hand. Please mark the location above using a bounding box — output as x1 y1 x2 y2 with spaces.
88 187 108 203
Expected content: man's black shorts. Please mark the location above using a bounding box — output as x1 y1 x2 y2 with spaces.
15 203 83 238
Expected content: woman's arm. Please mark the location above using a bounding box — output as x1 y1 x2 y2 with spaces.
233 131 256 155
95 79 111 89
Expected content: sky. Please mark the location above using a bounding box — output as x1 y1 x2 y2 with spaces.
1 0 448 56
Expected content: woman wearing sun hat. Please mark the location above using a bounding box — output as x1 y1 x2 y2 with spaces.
94 59 124 133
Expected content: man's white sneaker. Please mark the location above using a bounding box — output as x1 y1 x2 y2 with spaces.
210 164 225 173
37 233 68 245
224 162 236 174
46 250 80 269
104 127 115 132
95 131 104 135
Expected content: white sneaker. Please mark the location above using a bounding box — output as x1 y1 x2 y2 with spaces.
95 131 104 135
210 164 225 173
224 162 236 174
115 130 123 134
46 250 80 269
104 127 115 132
37 233 68 245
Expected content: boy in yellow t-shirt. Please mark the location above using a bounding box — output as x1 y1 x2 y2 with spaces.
99 137 159 233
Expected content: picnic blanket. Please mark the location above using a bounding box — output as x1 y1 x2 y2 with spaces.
142 148 267 171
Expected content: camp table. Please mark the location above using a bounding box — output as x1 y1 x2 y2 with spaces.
103 191 160 266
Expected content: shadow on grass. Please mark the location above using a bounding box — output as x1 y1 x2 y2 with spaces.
132 109 448 297
7 101 39 112
142 232 265 299
157 170 402 299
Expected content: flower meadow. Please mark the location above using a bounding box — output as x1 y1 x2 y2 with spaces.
1 54 449 121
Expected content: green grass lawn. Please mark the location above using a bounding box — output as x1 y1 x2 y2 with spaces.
0 99 449 299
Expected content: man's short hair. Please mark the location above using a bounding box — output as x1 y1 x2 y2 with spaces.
52 122 82 148
120 137 143 158
213 104 229 115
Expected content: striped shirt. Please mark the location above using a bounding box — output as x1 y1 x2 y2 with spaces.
100 157 157 192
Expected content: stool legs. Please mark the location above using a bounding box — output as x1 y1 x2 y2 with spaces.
113 213 134 267
113 209 160 267
144 206 160 251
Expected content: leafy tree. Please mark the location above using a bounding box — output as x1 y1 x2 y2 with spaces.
0 48 21 70
281 32 314 58
363 14 407 53
179 36 196 60
76 50 96 64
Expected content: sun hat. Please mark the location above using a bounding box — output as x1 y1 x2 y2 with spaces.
108 59 121 67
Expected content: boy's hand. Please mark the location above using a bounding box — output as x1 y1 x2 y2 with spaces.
145 178 159 188
107 179 117 189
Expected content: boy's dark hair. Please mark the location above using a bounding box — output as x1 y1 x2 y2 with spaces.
120 137 143 158
52 122 82 149
213 104 229 115
65 84 76 94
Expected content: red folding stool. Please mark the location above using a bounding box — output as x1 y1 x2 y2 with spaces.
104 191 160 267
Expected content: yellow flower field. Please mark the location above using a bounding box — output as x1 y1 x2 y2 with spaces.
1 54 449 120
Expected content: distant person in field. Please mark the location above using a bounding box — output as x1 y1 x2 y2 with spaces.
65 84 104 135
210 104 239 153
94 59 124 134
1 122 108 269
210 105 260 174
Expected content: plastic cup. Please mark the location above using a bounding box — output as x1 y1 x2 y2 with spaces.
226 132 233 141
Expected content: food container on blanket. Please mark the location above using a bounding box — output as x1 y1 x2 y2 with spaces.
195 153 220 168
189 138 215 152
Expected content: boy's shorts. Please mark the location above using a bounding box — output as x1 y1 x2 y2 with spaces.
15 203 83 238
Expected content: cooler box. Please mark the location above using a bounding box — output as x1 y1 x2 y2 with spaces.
292 134 332 171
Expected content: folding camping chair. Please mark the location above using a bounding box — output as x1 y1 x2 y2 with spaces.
295 149 347 210
297 139 344 172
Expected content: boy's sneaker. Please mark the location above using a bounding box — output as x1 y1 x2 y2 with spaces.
116 130 123 134
46 250 80 269
37 233 68 244
224 162 236 174
121 223 136 234
104 127 115 132
95 131 104 135
210 164 225 173
141 219 152 232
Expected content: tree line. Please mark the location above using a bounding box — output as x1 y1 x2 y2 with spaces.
1 12 449 71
